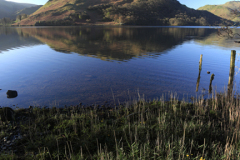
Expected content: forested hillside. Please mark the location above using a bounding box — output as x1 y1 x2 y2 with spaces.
92 0 230 25
14 0 233 26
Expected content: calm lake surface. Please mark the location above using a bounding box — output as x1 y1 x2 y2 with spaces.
1 26 240 108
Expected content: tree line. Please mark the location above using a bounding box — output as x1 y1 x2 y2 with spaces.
0 18 13 26
0 14 29 26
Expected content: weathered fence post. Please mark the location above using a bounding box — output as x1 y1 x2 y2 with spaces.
196 54 203 92
228 50 236 97
209 74 215 93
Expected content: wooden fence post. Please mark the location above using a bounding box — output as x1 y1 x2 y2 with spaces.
196 54 203 92
209 74 215 93
228 50 236 97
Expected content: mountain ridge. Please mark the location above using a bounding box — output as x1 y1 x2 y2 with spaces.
198 1 240 22
0 0 36 19
14 0 233 26
15 5 43 16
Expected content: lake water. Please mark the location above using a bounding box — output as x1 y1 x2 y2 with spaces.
1 26 240 108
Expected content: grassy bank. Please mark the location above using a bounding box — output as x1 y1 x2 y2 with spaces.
0 92 240 160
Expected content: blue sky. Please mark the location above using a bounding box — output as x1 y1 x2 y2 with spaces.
5 0 238 9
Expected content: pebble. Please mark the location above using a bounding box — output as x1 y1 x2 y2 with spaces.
3 137 7 141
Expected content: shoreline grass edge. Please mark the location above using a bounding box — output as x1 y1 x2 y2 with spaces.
0 92 239 160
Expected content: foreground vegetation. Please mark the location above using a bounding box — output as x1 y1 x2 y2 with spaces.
0 92 240 159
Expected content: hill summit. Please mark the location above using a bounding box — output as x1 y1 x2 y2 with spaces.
15 0 233 26
198 1 240 22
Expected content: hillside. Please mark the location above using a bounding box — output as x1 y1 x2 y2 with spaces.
0 0 36 19
198 1 240 22
15 5 43 16
14 0 233 26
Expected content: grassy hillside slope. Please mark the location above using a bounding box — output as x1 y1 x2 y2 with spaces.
15 5 43 16
0 0 36 19
15 0 233 26
198 1 240 22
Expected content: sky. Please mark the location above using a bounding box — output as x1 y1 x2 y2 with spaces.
4 0 239 9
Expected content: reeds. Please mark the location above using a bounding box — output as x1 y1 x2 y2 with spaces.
0 91 240 159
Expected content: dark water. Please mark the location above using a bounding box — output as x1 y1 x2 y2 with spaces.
1 26 240 108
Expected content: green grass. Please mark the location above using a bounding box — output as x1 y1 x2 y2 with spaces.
198 5 218 11
0 92 240 159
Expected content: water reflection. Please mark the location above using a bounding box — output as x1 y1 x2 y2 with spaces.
0 27 42 52
1 26 239 59
12 27 218 61
195 28 240 48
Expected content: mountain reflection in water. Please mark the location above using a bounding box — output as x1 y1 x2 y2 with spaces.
12 27 218 61
1 26 240 108
0 27 42 53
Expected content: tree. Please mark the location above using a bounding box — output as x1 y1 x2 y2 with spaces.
1 18 7 25
16 14 28 22
16 15 21 22
21 14 28 19
217 9 240 39
0 17 13 26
